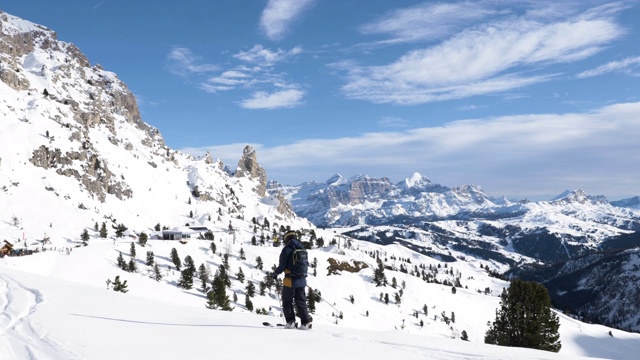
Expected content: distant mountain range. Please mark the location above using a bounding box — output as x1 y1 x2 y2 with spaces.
274 173 640 331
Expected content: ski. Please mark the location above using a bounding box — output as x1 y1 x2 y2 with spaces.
262 322 285 327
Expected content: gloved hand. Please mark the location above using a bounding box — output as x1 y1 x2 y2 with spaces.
271 272 278 280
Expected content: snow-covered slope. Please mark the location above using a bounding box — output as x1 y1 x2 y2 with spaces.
2 229 640 359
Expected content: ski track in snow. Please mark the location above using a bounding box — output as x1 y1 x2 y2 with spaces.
0 274 77 360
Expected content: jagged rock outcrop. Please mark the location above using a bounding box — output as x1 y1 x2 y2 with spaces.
235 145 267 196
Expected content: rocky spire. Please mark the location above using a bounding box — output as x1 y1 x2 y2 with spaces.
235 145 267 196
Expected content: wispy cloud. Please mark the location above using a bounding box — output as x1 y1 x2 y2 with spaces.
233 45 302 66
186 102 640 199
240 89 305 109
378 116 410 128
260 0 315 41
167 45 306 108
166 47 218 77
340 4 623 105
577 56 640 78
359 2 496 44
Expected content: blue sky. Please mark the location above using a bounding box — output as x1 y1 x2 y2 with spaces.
4 0 640 200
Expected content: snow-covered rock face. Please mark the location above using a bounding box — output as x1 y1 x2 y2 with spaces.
0 10 304 245
279 173 640 265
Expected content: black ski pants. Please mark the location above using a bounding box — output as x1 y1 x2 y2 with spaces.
282 286 310 324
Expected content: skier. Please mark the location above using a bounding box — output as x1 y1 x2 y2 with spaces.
272 230 313 329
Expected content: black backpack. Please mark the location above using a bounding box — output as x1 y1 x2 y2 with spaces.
290 248 309 278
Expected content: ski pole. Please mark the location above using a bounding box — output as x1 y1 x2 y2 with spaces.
307 285 341 316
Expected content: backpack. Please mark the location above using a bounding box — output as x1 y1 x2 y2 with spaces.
290 248 309 278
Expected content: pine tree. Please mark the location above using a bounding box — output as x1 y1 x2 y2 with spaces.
129 242 136 258
373 258 386 287
484 279 561 352
138 232 148 247
198 263 209 292
115 223 127 238
128 258 137 273
245 281 255 297
255 256 263 270
245 295 254 312
100 222 108 238
170 248 181 270
81 229 90 244
112 275 128 293
239 247 246 260
146 251 155 266
236 267 245 283
307 287 317 314
178 268 193 289
210 241 217 254
117 252 127 270
209 268 232 310
152 263 162 281
184 255 196 274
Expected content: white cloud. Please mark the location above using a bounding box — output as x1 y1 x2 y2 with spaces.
240 89 305 109
359 2 496 44
233 45 302 66
378 116 410 128
577 56 640 78
341 12 622 104
166 47 218 77
260 0 315 40
186 102 640 199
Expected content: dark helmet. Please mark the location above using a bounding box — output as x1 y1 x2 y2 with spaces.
283 230 298 243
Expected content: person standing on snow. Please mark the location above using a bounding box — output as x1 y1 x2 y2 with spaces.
272 230 313 329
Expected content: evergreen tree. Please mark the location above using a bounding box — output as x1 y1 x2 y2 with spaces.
209 268 232 310
484 279 561 352
245 281 256 297
236 267 245 283
112 275 128 293
373 258 386 287
154 223 161 231
184 255 196 275
115 223 127 238
94 222 99 232
210 241 217 254
170 248 181 270
99 222 108 238
384 293 389 305
128 258 137 273
80 229 90 244
138 232 148 247
205 290 217 309
461 330 469 341
178 268 193 289
239 247 246 260
245 295 254 312
307 287 317 314
146 251 155 266
152 263 162 281
198 263 209 292
117 252 127 270
129 242 136 258
255 256 263 270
